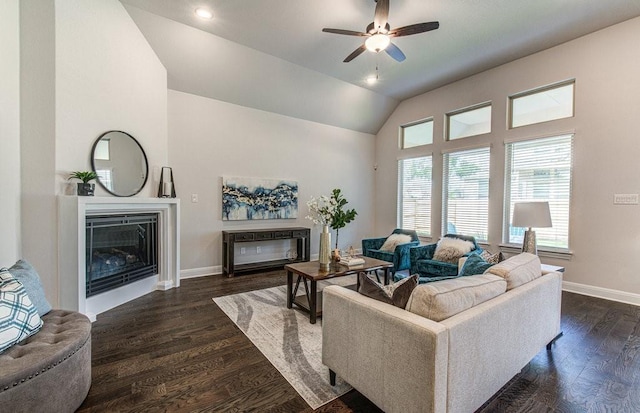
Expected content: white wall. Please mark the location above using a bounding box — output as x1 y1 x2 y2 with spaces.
0 0 21 265
168 90 375 274
55 0 167 197
20 0 57 301
19 0 167 306
375 16 640 299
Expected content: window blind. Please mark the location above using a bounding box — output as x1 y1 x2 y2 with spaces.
504 134 573 250
398 156 432 236
442 147 490 241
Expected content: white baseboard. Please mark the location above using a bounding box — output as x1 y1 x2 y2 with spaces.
180 266 222 279
563 281 640 307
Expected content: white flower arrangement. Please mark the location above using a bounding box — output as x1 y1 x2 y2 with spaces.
305 195 338 226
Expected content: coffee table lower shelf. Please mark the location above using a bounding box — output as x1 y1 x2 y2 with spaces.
293 293 323 318
292 284 357 319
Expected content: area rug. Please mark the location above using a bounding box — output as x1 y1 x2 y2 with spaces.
212 275 356 409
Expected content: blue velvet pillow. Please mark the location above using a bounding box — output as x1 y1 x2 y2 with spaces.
3 260 52 316
459 254 494 277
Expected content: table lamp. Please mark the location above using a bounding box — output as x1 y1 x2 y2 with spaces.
512 202 552 254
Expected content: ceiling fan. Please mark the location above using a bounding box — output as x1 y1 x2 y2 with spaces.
322 0 439 63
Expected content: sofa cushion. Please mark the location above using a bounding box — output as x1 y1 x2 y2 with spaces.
485 253 541 290
433 237 475 264
405 274 507 322
3 260 52 316
379 233 412 252
458 254 494 276
0 271 43 353
358 272 418 308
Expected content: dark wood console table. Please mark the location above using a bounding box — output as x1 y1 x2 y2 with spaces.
222 227 310 277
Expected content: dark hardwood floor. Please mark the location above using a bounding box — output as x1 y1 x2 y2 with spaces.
78 270 640 412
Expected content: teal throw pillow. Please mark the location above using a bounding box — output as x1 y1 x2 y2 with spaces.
3 259 52 316
0 270 44 353
459 254 494 276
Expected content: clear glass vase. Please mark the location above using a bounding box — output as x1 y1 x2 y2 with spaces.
319 225 331 271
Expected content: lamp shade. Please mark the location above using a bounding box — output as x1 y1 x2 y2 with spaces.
512 202 552 228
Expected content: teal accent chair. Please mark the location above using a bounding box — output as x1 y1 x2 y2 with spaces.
400 234 483 283
361 229 420 277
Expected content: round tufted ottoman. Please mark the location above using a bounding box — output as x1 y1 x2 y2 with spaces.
0 310 92 413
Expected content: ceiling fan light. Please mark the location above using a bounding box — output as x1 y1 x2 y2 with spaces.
195 8 213 19
365 34 390 52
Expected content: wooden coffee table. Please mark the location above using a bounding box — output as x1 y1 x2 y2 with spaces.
285 257 393 324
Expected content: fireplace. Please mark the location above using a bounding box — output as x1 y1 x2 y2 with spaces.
86 214 158 297
58 196 180 321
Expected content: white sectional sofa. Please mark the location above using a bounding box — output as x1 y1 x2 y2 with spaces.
322 253 562 413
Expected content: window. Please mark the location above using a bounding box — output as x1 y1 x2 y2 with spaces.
96 169 113 191
443 147 490 241
398 156 432 236
510 81 574 128
446 103 492 140
401 119 433 148
94 139 110 160
504 135 573 250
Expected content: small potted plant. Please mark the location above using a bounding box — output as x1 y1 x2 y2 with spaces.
69 171 98 196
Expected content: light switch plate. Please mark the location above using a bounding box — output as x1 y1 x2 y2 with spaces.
613 194 639 205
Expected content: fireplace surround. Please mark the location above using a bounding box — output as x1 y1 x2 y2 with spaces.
58 196 180 321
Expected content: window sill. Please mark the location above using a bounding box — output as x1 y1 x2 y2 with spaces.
498 244 573 261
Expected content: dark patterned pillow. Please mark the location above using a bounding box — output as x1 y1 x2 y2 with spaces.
459 254 494 276
480 250 505 264
358 272 418 308
0 270 43 353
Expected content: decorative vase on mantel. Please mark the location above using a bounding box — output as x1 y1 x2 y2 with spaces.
319 225 331 271
77 183 95 196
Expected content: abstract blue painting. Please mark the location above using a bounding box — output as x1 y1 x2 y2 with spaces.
222 176 298 221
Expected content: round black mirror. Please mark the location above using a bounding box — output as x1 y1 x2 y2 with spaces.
91 130 148 197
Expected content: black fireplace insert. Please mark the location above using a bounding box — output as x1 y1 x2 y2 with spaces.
86 213 158 297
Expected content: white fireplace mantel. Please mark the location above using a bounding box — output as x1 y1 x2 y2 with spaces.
58 196 180 321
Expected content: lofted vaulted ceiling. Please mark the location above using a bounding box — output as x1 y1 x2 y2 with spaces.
120 0 640 134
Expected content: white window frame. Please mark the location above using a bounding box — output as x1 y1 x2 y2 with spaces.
442 146 491 241
503 134 573 251
446 102 492 141
509 80 575 129
398 155 432 237
400 118 434 149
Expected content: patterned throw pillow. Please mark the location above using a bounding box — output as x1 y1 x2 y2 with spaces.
358 272 418 308
480 250 505 264
0 270 43 353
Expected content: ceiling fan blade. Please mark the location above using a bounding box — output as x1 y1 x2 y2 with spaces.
389 21 440 37
385 42 406 62
389 22 440 37
344 44 367 62
322 28 368 37
374 0 389 31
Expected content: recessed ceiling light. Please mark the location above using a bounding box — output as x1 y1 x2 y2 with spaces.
365 75 378 85
195 8 213 20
